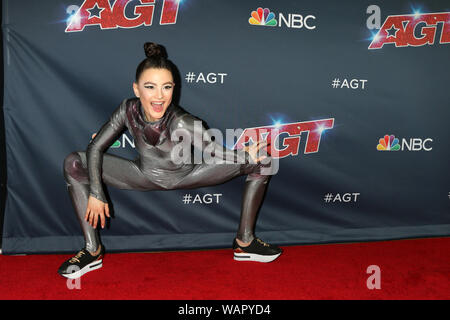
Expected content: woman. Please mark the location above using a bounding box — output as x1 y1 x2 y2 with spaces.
58 43 282 279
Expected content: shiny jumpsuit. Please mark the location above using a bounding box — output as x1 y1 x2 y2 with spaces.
63 98 273 252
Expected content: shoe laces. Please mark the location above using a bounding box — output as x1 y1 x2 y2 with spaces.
256 238 270 247
69 250 86 264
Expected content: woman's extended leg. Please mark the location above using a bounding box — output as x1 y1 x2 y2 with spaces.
174 161 275 239
236 173 271 244
174 160 281 262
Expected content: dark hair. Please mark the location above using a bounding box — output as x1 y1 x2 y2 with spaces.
135 42 174 82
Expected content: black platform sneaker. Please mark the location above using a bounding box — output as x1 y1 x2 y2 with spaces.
58 246 104 279
233 238 282 263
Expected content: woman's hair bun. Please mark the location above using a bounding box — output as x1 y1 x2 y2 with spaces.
143 42 168 59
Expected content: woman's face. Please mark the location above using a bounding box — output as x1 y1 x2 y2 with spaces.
133 68 174 122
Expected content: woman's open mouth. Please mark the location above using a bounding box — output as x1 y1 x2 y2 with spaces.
151 101 164 113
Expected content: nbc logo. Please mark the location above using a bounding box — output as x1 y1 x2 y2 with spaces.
377 134 400 151
377 134 433 152
91 133 135 149
248 7 316 29
249 7 277 26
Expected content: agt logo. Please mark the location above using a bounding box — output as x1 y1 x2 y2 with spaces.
377 134 433 152
366 5 450 49
233 118 334 158
65 0 180 32
249 7 316 29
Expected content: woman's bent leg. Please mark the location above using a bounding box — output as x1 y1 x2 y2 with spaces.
63 152 99 253
63 151 159 253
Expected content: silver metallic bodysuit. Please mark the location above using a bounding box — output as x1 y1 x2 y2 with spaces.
63 98 273 252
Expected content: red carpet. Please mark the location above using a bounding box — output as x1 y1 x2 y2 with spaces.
0 237 449 300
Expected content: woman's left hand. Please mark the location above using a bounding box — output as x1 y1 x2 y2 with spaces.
244 140 270 163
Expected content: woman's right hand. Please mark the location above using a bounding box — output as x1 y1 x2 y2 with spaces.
84 195 110 229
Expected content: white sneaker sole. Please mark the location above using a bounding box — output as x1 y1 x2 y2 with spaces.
60 259 103 279
233 252 281 263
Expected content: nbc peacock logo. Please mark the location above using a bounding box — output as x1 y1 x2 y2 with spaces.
249 7 277 26
377 134 400 151
91 133 135 149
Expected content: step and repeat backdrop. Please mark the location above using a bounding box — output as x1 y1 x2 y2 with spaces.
2 0 449 253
